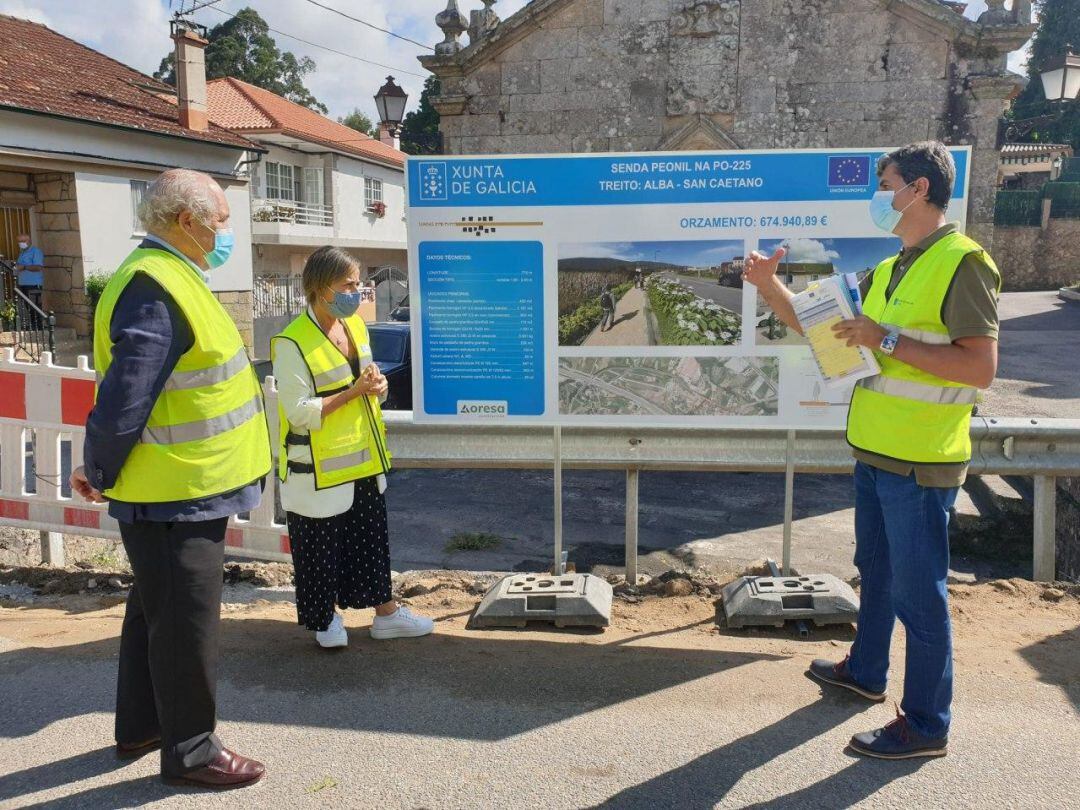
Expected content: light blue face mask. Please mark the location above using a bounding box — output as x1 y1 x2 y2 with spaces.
869 181 917 233
324 290 363 319
182 218 234 269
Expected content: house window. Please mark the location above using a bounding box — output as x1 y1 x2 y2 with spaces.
303 167 324 207
130 180 149 233
365 177 383 209
265 162 296 201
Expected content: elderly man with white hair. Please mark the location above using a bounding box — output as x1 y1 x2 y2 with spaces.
70 168 271 789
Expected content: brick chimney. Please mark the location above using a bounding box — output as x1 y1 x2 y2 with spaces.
377 122 400 150
172 23 209 132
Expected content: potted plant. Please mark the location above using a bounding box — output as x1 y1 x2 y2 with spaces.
368 200 387 218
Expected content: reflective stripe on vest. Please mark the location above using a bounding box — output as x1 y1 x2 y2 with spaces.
857 375 978 405
312 362 353 390
93 248 272 502
164 346 251 391
142 394 265 445
846 230 1001 465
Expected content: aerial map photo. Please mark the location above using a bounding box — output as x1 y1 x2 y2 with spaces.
558 355 780 417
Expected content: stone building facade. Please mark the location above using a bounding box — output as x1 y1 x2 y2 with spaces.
422 0 1034 247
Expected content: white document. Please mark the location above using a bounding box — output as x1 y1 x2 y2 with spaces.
792 276 880 389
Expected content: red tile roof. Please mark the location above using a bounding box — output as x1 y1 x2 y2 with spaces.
207 77 405 168
0 14 253 150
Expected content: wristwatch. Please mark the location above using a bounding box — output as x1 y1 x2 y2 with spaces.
879 328 900 356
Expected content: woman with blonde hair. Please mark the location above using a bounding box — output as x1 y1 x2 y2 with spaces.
272 246 433 647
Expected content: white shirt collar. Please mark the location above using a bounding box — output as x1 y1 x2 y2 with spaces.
144 233 210 283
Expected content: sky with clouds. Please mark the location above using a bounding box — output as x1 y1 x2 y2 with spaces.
561 240 744 266
0 0 1031 124
760 236 902 273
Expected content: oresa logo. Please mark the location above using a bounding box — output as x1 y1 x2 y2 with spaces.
458 400 508 417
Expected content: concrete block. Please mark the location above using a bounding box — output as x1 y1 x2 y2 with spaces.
472 573 612 629
722 574 859 629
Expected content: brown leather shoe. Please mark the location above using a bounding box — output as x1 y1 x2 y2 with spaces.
115 737 161 760
162 748 265 790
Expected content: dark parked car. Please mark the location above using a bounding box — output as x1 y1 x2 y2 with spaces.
368 321 411 410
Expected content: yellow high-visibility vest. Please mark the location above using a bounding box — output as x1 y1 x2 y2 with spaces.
847 231 1001 465
272 312 391 489
93 247 271 502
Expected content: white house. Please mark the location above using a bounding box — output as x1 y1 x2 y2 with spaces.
0 15 260 346
204 78 408 320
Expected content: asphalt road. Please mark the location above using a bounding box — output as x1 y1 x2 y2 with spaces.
1 595 1077 809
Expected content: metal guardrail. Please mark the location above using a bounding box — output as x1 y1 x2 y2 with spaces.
0 259 55 362
380 412 1080 582
0 350 1076 581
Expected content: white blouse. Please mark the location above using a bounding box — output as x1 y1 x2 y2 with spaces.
273 309 387 519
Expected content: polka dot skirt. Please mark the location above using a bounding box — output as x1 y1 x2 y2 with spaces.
286 477 394 632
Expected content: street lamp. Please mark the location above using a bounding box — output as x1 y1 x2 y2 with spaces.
374 76 408 146
1000 51 1080 145
1039 52 1080 104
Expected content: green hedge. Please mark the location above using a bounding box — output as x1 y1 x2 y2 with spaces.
994 190 1042 227
645 276 740 346
558 282 633 345
1042 181 1080 219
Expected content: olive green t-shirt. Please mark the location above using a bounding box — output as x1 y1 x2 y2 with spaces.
851 223 1000 488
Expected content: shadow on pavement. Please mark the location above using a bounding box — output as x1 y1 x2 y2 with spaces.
1017 622 1080 713
588 696 914 809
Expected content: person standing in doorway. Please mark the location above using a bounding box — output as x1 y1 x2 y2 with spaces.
744 141 1000 760
70 169 271 789
14 232 44 296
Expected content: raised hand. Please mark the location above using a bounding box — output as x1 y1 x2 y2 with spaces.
742 247 787 288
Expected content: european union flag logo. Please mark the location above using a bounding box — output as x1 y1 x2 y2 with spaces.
828 156 870 188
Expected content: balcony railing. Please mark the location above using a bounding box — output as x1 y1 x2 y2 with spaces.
251 198 334 227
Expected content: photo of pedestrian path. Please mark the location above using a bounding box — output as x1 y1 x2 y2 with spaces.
558 240 745 346
559 355 780 417
746 236 902 345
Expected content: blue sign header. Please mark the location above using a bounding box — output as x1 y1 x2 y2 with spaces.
407 149 969 208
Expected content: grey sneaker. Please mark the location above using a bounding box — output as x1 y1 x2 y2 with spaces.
849 708 948 760
808 655 887 702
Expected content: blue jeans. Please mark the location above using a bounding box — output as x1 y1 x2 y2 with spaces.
847 461 958 739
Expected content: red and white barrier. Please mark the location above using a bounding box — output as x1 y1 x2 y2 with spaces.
0 348 292 562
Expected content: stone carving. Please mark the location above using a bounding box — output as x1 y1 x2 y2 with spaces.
978 0 1012 25
435 0 469 55
667 76 737 116
469 1 500 45
671 1 740 38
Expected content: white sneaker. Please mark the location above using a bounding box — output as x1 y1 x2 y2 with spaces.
315 613 348 648
370 605 434 640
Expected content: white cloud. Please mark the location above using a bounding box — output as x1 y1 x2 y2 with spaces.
781 239 839 264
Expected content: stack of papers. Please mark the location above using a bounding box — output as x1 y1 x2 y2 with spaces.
792 275 880 389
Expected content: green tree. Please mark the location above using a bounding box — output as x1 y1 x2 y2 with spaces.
1009 0 1080 148
339 109 376 137
400 76 442 155
155 7 327 114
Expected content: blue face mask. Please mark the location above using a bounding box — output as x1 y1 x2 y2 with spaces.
324 290 363 319
182 218 234 269
869 182 916 233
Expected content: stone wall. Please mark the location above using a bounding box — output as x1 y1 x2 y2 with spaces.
214 290 254 354
426 0 1032 244
991 219 1080 291
33 172 89 334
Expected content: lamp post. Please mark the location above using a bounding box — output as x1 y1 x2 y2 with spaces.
374 75 408 150
1001 51 1080 145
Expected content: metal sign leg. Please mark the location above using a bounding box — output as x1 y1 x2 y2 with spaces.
553 425 563 575
625 467 639 585
782 429 796 576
